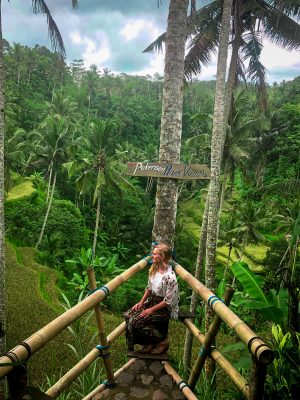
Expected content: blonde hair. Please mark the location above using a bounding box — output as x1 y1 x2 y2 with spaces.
149 244 172 277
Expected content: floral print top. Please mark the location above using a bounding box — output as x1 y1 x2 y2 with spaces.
147 265 179 319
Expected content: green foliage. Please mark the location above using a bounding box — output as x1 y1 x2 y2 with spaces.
105 272 147 313
231 262 288 327
265 325 300 400
60 292 103 398
5 194 88 262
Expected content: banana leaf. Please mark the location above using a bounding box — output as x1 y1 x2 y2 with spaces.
231 262 287 326
231 262 266 301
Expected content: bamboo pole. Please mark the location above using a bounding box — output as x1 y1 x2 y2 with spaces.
184 319 250 399
162 361 198 400
0 259 148 378
82 358 136 400
46 322 126 398
87 267 114 386
188 286 234 390
249 357 268 400
173 263 274 364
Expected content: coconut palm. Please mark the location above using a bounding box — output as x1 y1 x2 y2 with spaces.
65 118 134 258
225 200 269 249
0 0 78 373
35 114 71 247
152 0 189 242
146 1 300 113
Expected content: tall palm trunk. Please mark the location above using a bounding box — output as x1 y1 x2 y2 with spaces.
183 194 209 376
36 171 57 247
152 0 189 242
205 0 233 327
46 162 53 204
92 189 101 259
0 0 6 381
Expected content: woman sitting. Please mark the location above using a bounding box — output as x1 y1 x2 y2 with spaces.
124 244 179 355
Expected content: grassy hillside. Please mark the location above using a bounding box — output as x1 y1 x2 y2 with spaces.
177 196 268 274
5 243 76 386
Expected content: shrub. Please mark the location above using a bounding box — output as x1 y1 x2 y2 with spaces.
5 195 89 263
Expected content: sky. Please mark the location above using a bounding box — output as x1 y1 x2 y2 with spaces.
3 0 300 83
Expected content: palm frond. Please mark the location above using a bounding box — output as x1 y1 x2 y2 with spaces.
143 32 166 53
184 2 222 78
144 0 222 79
241 29 268 112
263 4 300 51
262 178 300 197
184 28 219 78
272 0 300 19
31 0 66 56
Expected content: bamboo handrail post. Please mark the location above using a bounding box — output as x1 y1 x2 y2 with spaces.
46 321 126 398
0 258 148 379
249 357 268 400
87 267 115 386
82 358 136 400
184 319 250 399
188 286 235 390
173 263 274 365
162 361 198 400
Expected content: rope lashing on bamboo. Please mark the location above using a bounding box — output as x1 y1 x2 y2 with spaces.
101 379 116 388
89 285 110 297
198 344 215 357
0 343 33 367
142 254 153 265
96 344 111 360
0 342 32 366
0 352 19 367
177 379 189 392
207 294 224 308
19 342 32 361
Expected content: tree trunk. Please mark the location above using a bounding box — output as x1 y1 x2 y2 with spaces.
92 190 101 259
205 0 233 374
36 171 57 248
222 0 242 153
152 0 189 243
183 194 209 376
46 163 53 204
0 2 6 391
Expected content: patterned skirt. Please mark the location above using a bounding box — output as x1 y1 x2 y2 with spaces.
124 295 170 350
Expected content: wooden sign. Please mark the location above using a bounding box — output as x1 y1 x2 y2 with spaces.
127 162 210 180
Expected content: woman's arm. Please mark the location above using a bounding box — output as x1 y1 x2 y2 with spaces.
140 299 167 317
131 288 152 311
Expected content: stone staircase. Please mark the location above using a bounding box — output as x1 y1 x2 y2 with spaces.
93 358 186 400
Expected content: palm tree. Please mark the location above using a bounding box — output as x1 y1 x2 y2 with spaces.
0 0 78 389
146 1 300 115
152 0 189 243
225 200 268 249
65 118 134 258
205 0 233 319
35 114 71 247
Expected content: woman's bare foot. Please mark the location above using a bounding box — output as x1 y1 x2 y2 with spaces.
150 338 169 355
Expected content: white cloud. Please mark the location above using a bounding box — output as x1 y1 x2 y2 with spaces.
120 18 160 41
133 52 164 76
261 40 300 69
70 31 110 68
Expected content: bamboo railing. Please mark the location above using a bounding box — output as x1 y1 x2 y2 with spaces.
173 262 274 365
0 256 274 400
0 258 148 379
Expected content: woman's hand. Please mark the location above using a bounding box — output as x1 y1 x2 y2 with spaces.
140 308 153 318
131 301 143 311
